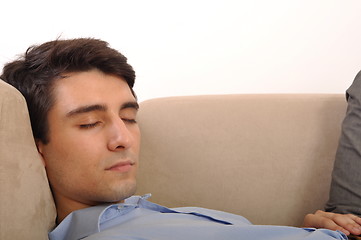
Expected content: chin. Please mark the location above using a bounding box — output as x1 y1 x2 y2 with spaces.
108 180 137 203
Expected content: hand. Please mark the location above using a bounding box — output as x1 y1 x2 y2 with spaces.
303 210 361 236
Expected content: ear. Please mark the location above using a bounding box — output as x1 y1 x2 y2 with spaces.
36 139 46 167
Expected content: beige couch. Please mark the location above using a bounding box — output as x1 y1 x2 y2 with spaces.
0 80 347 239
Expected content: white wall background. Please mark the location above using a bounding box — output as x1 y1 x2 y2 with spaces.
1 0 361 102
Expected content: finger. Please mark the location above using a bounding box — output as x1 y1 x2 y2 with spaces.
318 217 350 236
346 214 361 225
314 210 337 218
315 211 361 226
333 219 361 235
315 211 361 235
303 214 350 235
333 215 361 235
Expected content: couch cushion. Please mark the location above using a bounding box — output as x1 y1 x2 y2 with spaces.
136 94 346 226
0 80 56 239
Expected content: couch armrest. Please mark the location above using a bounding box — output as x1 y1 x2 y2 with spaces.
0 80 56 239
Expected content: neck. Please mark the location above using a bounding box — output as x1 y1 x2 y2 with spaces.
54 195 91 224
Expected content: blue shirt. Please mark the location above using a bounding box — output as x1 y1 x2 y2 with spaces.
49 194 347 240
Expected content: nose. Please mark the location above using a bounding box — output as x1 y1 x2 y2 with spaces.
107 117 133 151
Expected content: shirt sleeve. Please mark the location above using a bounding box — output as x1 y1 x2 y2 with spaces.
325 70 361 216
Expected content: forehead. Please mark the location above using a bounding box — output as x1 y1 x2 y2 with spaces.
51 70 135 112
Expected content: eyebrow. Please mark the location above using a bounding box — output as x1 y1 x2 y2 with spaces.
66 101 139 117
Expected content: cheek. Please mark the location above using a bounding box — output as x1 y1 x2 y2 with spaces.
43 133 101 171
43 140 102 190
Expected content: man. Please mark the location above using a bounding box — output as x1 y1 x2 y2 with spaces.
0 38 351 239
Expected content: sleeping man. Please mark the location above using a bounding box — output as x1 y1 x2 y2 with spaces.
1 38 355 240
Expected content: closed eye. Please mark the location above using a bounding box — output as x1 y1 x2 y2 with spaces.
79 122 101 129
122 118 137 124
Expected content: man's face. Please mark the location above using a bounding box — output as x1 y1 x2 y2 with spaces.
38 69 140 209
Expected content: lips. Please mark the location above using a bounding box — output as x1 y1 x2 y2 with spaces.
106 161 134 173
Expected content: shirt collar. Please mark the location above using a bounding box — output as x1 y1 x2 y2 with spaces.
48 195 152 240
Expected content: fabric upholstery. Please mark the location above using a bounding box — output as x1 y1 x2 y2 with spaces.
0 80 56 240
136 94 347 226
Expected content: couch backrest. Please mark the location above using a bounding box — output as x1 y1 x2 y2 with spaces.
136 94 347 227
0 80 56 240
0 79 347 239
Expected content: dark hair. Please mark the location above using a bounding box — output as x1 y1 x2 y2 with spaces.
0 38 136 144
